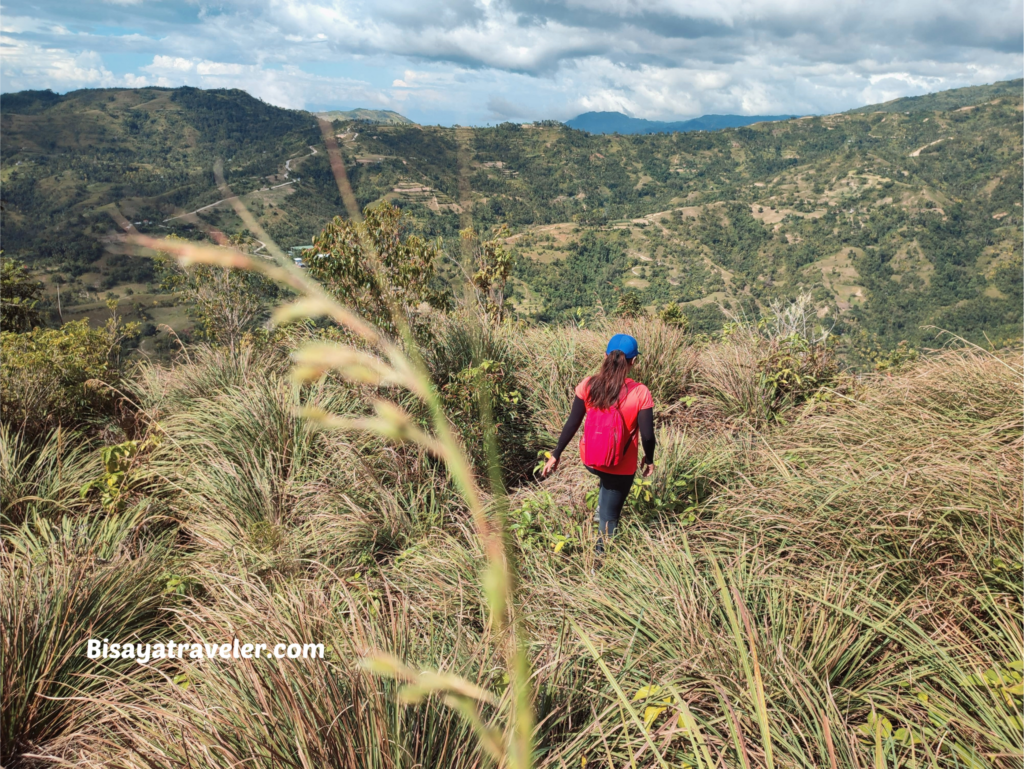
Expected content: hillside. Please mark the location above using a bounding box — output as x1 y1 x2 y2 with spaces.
1 79 1021 349
329 79 1024 347
849 78 1023 113
566 111 797 135
0 86 321 272
314 108 413 124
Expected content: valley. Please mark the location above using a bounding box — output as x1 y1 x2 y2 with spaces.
1 79 1021 352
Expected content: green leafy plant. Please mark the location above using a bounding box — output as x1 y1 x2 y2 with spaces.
462 224 516 320
1 311 139 437
757 332 840 416
160 237 281 352
615 290 645 318
658 302 689 330
628 476 699 525
162 573 200 596
508 492 579 554
0 254 44 332
441 357 538 482
80 434 159 512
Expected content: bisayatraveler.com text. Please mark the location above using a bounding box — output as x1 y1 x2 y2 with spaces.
86 638 325 665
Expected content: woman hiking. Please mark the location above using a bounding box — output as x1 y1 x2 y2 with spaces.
542 333 655 552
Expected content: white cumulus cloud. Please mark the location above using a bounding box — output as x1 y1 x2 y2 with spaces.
0 36 125 91
140 56 388 111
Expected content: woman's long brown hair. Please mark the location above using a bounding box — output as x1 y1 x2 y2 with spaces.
588 350 631 409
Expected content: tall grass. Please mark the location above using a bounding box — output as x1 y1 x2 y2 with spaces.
509 318 697 433
131 341 291 420
1 424 99 530
693 331 772 422
1 551 166 766
80 570 491 768
520 345 1023 768
119 172 539 765
6 332 1019 768
709 346 1023 589
532 531 1022 768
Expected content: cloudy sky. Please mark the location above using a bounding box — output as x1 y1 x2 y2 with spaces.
1 0 1021 124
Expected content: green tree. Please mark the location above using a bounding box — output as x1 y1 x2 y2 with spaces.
461 224 516 320
616 290 645 318
1 308 138 436
161 238 280 351
658 302 689 330
1 255 44 331
306 202 446 332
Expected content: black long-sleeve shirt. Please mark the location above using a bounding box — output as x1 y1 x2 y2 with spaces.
552 396 655 465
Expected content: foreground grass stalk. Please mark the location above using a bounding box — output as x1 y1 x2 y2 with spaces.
733 585 775 769
572 620 670 769
709 553 775 769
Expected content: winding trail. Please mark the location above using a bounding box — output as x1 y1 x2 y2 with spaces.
163 196 239 222
163 146 317 222
909 138 946 157
284 145 318 178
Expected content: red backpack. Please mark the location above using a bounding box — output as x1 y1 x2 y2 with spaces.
583 386 632 468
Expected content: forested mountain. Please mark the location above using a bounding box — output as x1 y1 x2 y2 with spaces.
848 79 1024 114
1 80 1021 348
1 86 319 274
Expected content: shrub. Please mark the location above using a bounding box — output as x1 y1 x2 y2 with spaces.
757 332 841 416
462 224 515 319
425 312 542 484
615 290 644 318
0 315 137 438
0 255 44 332
696 317 840 425
658 301 689 330
161 257 281 351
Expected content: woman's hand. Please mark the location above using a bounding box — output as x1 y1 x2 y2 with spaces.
542 455 560 477
642 462 654 478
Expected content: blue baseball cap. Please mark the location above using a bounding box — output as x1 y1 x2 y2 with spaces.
606 333 640 360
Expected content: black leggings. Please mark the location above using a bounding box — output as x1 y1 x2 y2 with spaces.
586 467 635 552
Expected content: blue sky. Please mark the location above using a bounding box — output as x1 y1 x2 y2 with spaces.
1 0 1021 125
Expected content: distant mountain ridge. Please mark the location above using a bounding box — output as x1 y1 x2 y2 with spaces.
565 111 798 135
314 108 412 125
